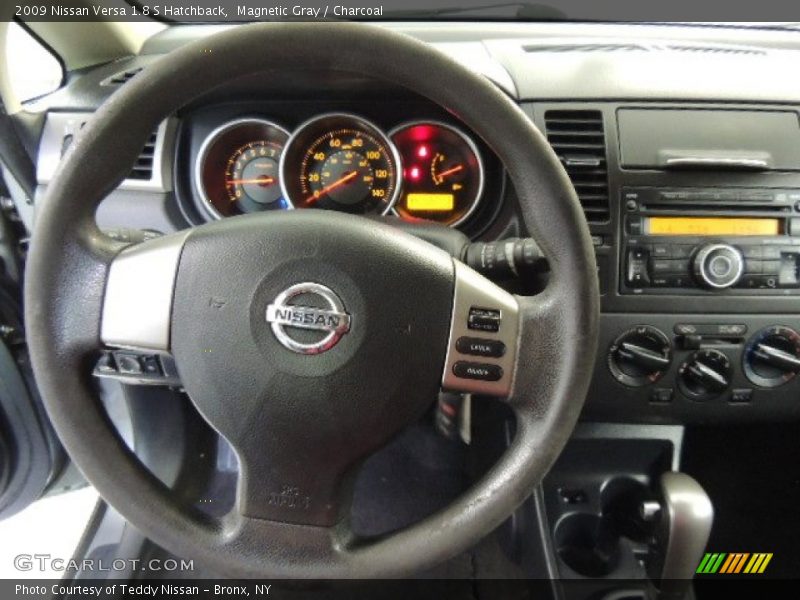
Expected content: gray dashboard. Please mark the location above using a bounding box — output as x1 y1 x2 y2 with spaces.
27 21 800 425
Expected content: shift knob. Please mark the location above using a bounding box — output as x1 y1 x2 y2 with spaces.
647 472 714 600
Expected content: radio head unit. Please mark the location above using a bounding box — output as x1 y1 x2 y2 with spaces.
622 187 800 295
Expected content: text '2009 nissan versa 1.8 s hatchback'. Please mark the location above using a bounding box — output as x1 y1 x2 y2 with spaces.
2 1 800 598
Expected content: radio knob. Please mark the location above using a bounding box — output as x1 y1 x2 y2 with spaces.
693 244 744 289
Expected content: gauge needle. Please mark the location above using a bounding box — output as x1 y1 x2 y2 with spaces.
437 164 464 179
306 170 358 204
226 176 275 186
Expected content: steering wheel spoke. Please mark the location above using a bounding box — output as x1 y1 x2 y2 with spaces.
441 261 520 400
101 231 190 353
89 231 191 387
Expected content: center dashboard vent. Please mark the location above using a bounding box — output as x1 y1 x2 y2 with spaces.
544 110 610 223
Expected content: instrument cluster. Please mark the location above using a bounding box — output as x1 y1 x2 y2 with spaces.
192 112 491 228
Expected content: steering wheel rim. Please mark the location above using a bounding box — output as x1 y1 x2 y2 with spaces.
24 23 599 578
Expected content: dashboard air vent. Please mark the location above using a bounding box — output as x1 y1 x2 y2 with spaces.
544 110 610 223
523 42 766 57
524 43 647 53
128 130 158 181
665 44 766 56
101 67 143 86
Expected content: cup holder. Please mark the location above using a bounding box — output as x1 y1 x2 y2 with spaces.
554 478 650 578
554 513 622 577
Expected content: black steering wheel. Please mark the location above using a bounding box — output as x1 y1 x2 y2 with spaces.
24 23 598 578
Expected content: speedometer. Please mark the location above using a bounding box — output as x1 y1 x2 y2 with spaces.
280 114 401 214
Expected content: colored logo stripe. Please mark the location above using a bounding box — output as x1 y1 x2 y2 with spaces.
744 553 773 574
697 552 773 574
720 553 749 573
697 553 726 574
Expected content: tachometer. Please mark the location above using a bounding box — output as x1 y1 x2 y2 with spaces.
280 114 401 214
390 121 484 226
196 119 290 218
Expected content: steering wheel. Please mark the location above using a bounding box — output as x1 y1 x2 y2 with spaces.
24 23 598 578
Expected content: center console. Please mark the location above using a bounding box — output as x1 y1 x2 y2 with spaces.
525 102 800 424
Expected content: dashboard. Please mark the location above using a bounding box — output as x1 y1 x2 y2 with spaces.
27 21 800 426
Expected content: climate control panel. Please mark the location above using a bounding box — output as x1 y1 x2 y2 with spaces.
589 315 800 423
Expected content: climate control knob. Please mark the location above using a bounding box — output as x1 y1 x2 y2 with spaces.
744 326 800 388
608 326 672 387
678 348 732 400
693 244 744 289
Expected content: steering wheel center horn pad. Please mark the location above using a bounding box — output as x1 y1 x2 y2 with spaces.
265 281 352 355
172 210 454 526
24 23 599 577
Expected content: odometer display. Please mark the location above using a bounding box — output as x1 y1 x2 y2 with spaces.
281 114 401 214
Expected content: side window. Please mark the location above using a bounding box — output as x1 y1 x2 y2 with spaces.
6 22 63 103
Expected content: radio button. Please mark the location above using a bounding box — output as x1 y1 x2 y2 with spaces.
709 255 734 278
745 259 763 273
625 217 644 235
741 246 763 259
651 258 690 274
650 259 671 274
739 274 764 288
628 271 649 286
762 260 781 275
627 247 650 286
666 275 691 288
672 245 694 259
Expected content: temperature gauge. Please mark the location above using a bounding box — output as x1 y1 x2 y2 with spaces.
390 121 484 226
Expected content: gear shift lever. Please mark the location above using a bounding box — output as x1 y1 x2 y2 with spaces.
644 472 714 600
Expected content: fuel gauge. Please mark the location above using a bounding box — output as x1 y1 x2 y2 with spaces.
390 121 484 226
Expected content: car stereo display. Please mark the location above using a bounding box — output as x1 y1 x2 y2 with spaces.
645 217 781 237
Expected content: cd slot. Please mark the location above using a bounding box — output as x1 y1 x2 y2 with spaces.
642 202 791 214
